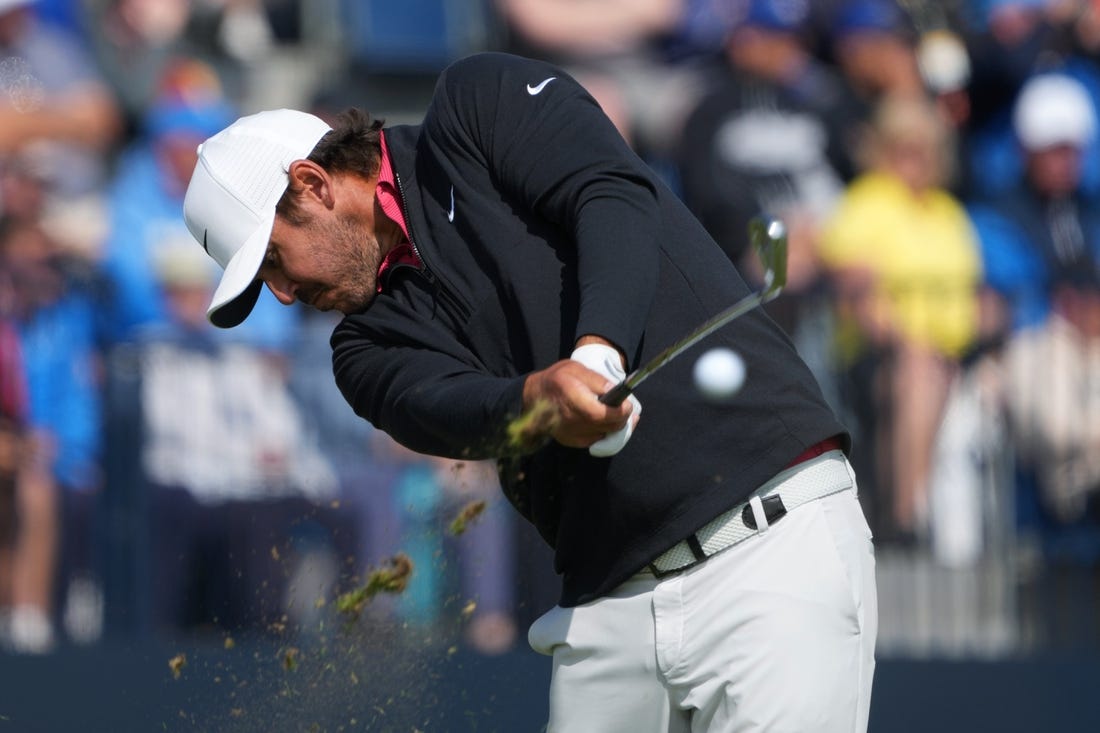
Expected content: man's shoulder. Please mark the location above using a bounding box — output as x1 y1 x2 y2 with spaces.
440 52 559 85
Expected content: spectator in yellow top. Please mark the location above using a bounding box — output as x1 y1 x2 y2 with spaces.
819 93 983 542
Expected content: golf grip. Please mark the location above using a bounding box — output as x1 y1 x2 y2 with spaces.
600 381 634 407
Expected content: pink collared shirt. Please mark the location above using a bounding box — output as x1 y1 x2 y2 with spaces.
375 130 421 291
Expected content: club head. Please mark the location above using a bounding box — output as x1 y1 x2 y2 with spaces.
748 215 788 301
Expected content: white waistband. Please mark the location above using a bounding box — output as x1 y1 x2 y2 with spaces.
650 450 853 576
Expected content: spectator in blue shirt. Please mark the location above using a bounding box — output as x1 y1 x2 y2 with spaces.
100 58 299 351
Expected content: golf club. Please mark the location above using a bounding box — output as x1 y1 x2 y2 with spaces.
599 214 789 407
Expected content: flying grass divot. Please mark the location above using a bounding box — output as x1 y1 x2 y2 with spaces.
168 653 187 680
506 397 558 451
335 552 415 621
449 499 487 536
281 646 301 672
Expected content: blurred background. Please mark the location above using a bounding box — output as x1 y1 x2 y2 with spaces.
1 0 1100 730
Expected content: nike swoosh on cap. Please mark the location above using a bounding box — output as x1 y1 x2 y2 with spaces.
447 186 455 222
526 77 556 95
202 230 210 254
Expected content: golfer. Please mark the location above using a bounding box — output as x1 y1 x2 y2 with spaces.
184 52 877 732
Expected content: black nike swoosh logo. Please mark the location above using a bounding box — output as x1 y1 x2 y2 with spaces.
202 230 210 254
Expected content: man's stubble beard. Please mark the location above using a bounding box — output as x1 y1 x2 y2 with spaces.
323 211 382 315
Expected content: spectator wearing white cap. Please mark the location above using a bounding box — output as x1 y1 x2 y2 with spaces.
959 0 1100 200
969 72 1100 333
1014 73 1098 199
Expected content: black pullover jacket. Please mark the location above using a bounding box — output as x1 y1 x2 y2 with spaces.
332 53 848 607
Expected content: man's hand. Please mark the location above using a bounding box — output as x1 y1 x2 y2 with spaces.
514 340 641 456
569 342 642 456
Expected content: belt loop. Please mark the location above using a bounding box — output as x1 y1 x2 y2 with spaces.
748 495 769 533
842 456 859 498
686 534 707 561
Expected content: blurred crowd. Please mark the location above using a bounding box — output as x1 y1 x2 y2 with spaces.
2 0 1100 659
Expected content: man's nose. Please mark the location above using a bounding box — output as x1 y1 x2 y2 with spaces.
263 273 298 305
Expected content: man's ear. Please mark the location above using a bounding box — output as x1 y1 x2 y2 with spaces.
287 159 334 208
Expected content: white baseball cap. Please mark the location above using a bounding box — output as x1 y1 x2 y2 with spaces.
183 108 332 328
1013 74 1097 152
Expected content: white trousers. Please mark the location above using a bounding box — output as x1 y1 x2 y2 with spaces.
529 458 877 733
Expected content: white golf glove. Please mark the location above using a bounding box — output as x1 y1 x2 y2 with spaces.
570 343 642 457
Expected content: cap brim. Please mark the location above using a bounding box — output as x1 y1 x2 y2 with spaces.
206 209 273 328
209 280 264 328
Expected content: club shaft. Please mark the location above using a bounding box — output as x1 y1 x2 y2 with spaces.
598 288 771 407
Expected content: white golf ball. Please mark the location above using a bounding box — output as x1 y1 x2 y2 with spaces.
693 347 746 400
